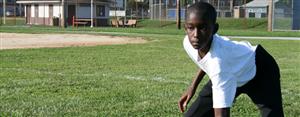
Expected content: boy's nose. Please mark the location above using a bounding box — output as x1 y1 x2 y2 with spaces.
193 28 199 38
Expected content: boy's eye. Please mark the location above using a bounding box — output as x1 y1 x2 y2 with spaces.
186 24 207 31
197 24 207 30
187 26 195 30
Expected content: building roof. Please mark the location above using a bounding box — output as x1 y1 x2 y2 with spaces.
16 0 115 4
243 0 279 7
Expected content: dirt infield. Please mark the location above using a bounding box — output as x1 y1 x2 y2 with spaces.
0 33 147 50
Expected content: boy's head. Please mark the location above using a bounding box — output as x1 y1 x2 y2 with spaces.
185 2 219 50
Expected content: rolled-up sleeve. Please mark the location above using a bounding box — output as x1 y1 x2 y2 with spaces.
211 73 237 108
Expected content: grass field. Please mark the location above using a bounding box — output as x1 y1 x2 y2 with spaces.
1 30 300 116
1 18 300 37
1 18 300 116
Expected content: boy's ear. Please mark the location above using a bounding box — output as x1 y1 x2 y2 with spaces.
213 23 219 34
184 24 188 33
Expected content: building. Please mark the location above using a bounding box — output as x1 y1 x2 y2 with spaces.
198 0 246 17
1 0 23 16
149 0 247 20
16 0 114 27
234 0 274 18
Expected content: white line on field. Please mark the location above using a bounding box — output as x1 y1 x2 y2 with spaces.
1 67 189 84
149 46 182 50
124 75 189 84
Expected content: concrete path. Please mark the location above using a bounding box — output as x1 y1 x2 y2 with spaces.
225 36 300 41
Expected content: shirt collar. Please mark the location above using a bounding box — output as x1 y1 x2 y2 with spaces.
196 34 218 62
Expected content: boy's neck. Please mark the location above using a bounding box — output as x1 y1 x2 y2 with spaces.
198 36 213 58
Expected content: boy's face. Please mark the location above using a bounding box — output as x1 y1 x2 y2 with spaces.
185 12 214 50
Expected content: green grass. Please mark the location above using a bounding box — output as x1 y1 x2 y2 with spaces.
0 17 269 31
1 18 300 37
1 31 300 116
1 25 300 37
0 18 300 116
218 18 267 30
0 17 26 26
273 18 293 30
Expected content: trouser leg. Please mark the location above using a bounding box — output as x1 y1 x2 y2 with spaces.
241 45 284 117
184 81 243 117
184 81 214 117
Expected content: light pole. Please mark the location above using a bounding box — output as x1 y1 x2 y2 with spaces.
61 0 65 28
3 0 6 24
91 0 94 27
125 0 127 24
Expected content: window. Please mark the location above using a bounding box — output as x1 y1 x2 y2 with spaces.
249 13 255 18
96 5 105 17
220 1 225 6
80 3 90 7
172 0 176 6
261 13 266 18
225 12 231 17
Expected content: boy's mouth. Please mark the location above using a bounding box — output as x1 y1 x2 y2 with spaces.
192 43 201 49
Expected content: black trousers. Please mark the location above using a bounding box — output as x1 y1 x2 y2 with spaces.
184 45 284 117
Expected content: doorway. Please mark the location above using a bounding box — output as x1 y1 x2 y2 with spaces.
26 5 31 24
67 5 76 25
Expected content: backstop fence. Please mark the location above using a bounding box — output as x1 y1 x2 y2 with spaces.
273 0 300 31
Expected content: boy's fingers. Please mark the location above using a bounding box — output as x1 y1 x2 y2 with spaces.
178 102 184 113
178 97 187 113
182 96 190 111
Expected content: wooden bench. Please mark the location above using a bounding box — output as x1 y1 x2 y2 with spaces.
111 19 121 27
125 19 137 27
72 16 94 27
111 19 137 28
118 20 125 27
73 21 88 27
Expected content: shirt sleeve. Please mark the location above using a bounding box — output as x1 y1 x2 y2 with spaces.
211 73 237 108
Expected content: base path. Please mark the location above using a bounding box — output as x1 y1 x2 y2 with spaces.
0 33 147 50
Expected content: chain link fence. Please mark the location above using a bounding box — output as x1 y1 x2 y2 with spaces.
0 1 26 26
273 0 300 31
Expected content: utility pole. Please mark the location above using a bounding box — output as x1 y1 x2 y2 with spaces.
166 0 168 20
176 0 181 29
268 0 273 31
136 0 138 19
159 0 162 26
3 0 6 24
91 0 94 27
114 0 117 21
184 0 187 21
124 0 127 23
217 0 220 17
230 0 233 17
149 0 153 19
61 0 65 28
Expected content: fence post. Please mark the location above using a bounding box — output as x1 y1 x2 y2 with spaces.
177 0 181 29
61 0 65 28
292 0 300 30
3 0 6 24
268 0 273 32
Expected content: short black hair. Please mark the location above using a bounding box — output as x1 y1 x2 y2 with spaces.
186 2 217 24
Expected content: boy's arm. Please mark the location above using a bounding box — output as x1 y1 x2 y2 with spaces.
178 69 206 113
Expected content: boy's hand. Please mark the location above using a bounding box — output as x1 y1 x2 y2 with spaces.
178 88 195 113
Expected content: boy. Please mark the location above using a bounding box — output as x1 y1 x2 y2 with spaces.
178 2 284 117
